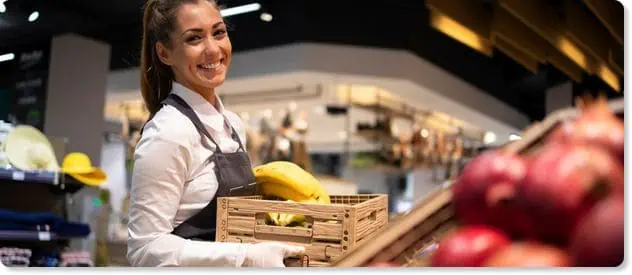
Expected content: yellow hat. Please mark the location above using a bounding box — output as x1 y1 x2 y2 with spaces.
3 125 59 171
60 152 107 186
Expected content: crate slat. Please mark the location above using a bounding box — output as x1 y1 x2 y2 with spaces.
313 221 343 241
355 209 388 242
227 215 255 235
228 199 346 220
226 235 343 261
254 224 312 237
355 196 387 220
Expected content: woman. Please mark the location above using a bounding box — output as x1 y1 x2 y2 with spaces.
127 0 304 267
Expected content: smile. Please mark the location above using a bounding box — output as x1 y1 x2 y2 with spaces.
198 59 223 70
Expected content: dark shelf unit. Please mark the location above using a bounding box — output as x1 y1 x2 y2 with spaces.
0 167 89 266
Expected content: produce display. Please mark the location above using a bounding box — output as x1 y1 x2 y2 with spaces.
434 96 624 267
358 96 624 268
252 161 332 226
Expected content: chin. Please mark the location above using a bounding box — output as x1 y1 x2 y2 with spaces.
192 75 225 90
202 77 225 89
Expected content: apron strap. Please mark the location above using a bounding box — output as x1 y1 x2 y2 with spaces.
162 94 223 154
227 123 247 152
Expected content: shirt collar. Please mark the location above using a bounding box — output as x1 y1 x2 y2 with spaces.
171 81 227 132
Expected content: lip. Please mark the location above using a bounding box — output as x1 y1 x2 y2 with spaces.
197 58 225 70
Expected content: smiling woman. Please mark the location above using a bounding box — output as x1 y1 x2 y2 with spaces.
128 0 304 268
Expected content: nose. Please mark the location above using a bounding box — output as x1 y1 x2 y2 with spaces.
204 36 221 58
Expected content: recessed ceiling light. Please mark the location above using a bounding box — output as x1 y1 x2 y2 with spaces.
28 11 39 22
260 12 273 22
220 3 261 17
484 131 497 144
0 52 15 63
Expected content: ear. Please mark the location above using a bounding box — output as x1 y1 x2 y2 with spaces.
155 42 172 66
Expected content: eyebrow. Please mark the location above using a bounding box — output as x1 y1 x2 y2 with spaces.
181 21 225 36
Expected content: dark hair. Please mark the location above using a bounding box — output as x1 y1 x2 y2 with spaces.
140 0 219 117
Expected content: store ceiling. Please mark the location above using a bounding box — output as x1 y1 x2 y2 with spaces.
0 0 624 122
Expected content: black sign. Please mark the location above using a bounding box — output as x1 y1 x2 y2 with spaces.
0 40 51 130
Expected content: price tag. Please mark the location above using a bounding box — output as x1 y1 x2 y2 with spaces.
38 232 51 241
12 171 25 181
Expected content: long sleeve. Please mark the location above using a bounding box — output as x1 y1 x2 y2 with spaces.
126 121 248 267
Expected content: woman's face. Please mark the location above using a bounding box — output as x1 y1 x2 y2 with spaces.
156 1 231 92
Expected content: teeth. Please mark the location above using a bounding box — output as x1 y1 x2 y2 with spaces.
200 62 221 69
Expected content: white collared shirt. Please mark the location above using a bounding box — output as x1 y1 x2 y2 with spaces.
127 82 249 267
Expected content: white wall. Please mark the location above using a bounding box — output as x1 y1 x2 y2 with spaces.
44 34 110 165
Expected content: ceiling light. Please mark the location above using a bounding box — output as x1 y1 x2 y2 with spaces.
288 101 297 111
28 11 39 22
483 131 497 144
313 105 326 116
277 138 290 151
260 12 273 22
509 134 522 141
420 129 429 138
429 11 492 56
220 3 261 17
0 5 6 13
0 53 15 63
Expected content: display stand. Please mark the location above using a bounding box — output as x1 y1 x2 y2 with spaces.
0 141 90 267
332 98 624 267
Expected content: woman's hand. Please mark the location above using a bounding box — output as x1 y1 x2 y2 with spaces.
243 242 305 267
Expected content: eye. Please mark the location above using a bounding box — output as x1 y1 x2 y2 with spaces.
186 34 202 43
213 29 227 38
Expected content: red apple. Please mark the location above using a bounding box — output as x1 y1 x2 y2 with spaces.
484 242 573 267
520 143 623 243
431 225 510 267
452 150 530 237
569 193 624 267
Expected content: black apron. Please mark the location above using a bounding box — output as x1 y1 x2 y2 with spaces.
160 94 257 241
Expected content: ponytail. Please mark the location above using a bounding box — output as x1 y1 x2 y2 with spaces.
140 0 173 120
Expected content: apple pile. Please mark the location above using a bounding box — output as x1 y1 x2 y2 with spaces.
431 97 624 267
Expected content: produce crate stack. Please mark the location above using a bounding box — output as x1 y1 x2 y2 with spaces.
333 97 624 268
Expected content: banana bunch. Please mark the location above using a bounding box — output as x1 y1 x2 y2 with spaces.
253 161 331 227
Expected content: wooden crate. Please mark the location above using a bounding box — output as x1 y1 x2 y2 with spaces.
215 194 389 267
332 98 624 267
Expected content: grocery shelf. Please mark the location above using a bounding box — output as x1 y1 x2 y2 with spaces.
0 168 58 185
0 230 65 241
355 129 399 144
0 168 85 194
351 102 418 121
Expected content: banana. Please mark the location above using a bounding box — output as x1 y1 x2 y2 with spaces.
254 161 331 204
254 161 331 227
